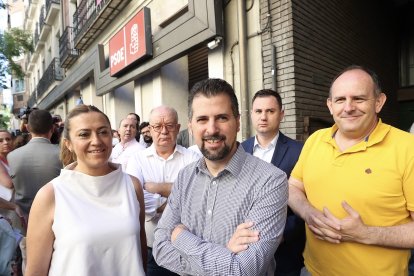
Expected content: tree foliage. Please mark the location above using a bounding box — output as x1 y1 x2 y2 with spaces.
0 28 33 88
0 112 10 129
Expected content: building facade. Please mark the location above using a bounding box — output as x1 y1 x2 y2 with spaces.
19 0 414 140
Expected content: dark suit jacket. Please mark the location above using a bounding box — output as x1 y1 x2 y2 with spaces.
242 132 305 274
8 137 62 217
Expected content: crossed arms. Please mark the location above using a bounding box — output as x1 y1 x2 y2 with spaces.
152 175 288 275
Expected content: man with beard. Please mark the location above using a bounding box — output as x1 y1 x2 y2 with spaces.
139 122 153 148
153 78 288 276
126 106 200 276
110 117 145 170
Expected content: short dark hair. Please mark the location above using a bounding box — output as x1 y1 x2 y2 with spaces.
128 113 140 124
252 89 283 110
139 122 150 132
188 78 239 119
28 109 53 135
329 65 382 97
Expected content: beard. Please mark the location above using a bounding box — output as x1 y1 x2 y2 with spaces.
143 135 152 144
200 134 231 161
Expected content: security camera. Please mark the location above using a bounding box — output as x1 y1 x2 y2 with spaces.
207 37 222 50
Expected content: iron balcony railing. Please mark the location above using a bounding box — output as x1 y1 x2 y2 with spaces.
37 58 63 98
59 26 79 68
39 5 45 33
73 0 97 40
34 23 39 47
72 0 129 50
27 89 37 107
46 0 60 16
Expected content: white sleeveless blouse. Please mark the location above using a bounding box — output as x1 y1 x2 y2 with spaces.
49 164 145 276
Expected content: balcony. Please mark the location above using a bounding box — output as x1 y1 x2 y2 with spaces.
26 0 38 21
59 26 80 68
33 23 44 54
37 58 63 99
34 24 39 47
39 5 45 33
39 5 51 43
45 0 60 25
73 0 130 50
27 89 37 108
24 9 33 30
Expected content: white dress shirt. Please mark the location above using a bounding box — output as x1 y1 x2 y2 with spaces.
252 132 279 163
110 139 145 171
125 144 200 246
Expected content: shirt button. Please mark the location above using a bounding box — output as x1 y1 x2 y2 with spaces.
207 210 212 215
212 181 216 186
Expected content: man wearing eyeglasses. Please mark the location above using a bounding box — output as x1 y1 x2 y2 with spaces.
126 105 200 276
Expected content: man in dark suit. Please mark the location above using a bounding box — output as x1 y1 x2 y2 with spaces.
242 89 305 276
7 109 62 270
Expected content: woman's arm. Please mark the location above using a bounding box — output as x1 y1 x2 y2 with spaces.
131 175 148 272
0 161 13 189
25 183 55 276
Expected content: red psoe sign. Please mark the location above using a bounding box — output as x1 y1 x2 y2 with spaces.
109 7 152 77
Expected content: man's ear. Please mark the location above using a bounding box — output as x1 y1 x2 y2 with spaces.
327 98 333 115
375 93 387 114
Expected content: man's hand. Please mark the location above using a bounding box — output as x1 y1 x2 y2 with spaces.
326 201 370 244
226 221 259 254
304 206 341 243
171 224 188 242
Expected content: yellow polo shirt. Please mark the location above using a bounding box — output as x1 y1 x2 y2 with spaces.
291 120 414 276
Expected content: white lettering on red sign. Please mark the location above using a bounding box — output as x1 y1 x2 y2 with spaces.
111 47 125 68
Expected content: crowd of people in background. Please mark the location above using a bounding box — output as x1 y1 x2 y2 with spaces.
0 66 413 276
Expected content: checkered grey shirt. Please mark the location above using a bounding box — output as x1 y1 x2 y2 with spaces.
153 145 288 275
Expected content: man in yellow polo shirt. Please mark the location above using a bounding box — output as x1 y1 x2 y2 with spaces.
289 65 414 276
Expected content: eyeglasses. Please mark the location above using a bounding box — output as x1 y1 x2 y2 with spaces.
150 124 177 133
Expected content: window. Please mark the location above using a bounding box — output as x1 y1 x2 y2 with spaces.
400 34 414 87
14 79 24 92
399 3 414 87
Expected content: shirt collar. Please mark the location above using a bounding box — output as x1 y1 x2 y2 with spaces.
253 132 279 150
145 143 183 159
324 119 390 151
196 143 246 178
121 139 137 148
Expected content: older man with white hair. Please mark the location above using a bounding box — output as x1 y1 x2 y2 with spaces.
126 105 200 276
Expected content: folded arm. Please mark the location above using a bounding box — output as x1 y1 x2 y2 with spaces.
153 174 288 275
144 182 172 198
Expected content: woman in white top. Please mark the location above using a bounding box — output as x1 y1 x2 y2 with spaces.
0 130 13 191
0 130 15 218
25 105 147 276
